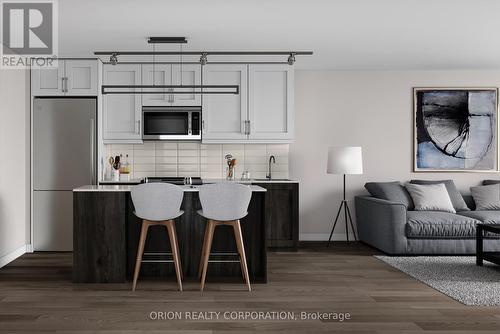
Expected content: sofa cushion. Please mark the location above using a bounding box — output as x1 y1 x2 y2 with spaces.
365 181 414 210
406 211 481 238
410 179 470 211
457 210 500 224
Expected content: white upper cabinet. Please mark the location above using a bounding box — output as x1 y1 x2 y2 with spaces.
103 64 142 142
31 65 65 96
172 64 202 106
141 64 201 106
202 64 248 141
31 59 98 96
248 65 294 141
201 64 294 143
141 64 173 106
65 60 99 95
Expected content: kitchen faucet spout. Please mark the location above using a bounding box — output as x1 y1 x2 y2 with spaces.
266 155 276 180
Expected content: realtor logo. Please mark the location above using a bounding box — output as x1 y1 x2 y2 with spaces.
1 0 58 68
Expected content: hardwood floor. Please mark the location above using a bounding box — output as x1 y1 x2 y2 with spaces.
1 242 500 333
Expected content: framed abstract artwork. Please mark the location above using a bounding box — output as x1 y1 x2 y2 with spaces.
413 87 499 172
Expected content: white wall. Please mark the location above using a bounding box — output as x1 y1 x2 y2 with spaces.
291 70 500 240
0 69 30 265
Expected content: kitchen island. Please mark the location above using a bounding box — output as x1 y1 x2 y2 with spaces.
73 185 266 284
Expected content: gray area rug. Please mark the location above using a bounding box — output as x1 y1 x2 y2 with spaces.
375 255 500 306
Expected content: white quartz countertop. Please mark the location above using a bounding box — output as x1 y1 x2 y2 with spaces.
97 178 299 186
203 178 299 184
99 179 142 184
74 184 267 192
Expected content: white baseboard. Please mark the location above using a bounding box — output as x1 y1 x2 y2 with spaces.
25 244 33 253
300 233 356 241
0 245 27 269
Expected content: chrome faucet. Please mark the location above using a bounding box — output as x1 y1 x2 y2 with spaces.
266 155 276 180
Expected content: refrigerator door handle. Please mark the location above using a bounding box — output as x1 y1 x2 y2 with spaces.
90 118 96 185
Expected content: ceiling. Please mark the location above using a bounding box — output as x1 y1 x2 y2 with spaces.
59 0 500 70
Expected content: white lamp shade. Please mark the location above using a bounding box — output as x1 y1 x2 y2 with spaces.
327 146 363 174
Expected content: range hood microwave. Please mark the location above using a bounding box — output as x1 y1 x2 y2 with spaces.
142 106 201 140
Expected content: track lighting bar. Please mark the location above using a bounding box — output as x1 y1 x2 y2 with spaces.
101 61 291 65
95 51 313 56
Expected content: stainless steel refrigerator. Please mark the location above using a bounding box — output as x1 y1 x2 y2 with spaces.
33 98 97 251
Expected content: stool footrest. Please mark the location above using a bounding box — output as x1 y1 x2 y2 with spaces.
141 252 175 263
207 252 240 263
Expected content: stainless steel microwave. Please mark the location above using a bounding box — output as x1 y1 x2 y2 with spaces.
142 106 201 140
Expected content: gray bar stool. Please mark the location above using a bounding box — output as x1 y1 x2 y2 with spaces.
130 183 184 291
197 183 252 291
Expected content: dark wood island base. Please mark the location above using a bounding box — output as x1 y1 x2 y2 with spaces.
73 186 267 284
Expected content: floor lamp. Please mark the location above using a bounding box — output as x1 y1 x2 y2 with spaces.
326 146 363 247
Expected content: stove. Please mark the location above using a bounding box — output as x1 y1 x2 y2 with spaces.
143 176 203 185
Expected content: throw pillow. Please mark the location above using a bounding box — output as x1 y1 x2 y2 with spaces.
405 183 456 213
470 184 500 210
364 181 414 209
410 179 470 211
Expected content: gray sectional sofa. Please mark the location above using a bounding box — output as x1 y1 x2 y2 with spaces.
355 180 500 255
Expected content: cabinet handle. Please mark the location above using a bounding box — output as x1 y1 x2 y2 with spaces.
243 120 248 135
64 77 68 92
247 120 251 135
136 120 141 134
61 77 65 92
202 120 205 132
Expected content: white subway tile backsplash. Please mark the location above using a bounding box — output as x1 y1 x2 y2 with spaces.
156 164 177 172
103 142 289 180
201 150 222 158
178 142 199 150
134 163 155 171
178 149 199 157
201 156 223 164
201 164 222 172
133 156 155 164
156 156 178 164
244 156 267 164
155 142 178 150
134 149 155 157
178 156 199 164
155 149 177 157
201 144 222 150
135 142 154 150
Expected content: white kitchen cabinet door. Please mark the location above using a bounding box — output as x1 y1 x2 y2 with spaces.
103 64 142 142
31 62 65 96
172 64 201 106
65 60 98 95
141 64 173 106
202 65 248 141
248 65 294 141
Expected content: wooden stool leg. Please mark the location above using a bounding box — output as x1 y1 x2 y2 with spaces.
132 220 149 291
170 221 183 281
166 220 183 292
200 220 215 291
232 220 251 292
198 221 210 279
